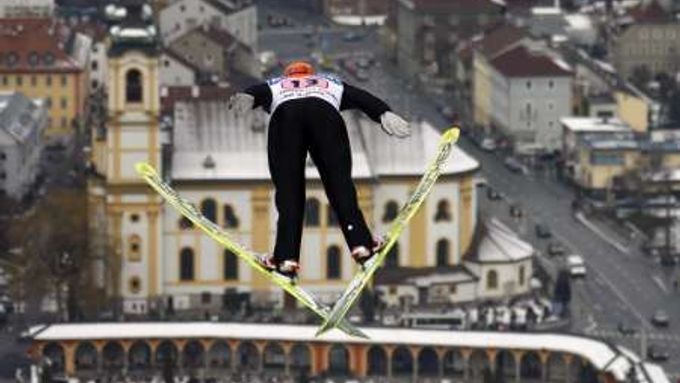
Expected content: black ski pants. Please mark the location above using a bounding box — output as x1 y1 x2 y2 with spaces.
267 98 373 264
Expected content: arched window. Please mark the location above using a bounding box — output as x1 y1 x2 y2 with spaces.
385 242 399 268
518 265 525 286
434 199 451 222
125 69 143 103
128 234 142 262
382 200 399 223
436 239 449 267
178 217 194 230
486 269 498 290
179 248 195 281
224 250 238 280
327 204 339 227
129 276 141 294
223 204 239 228
305 198 320 227
326 245 341 279
201 198 217 223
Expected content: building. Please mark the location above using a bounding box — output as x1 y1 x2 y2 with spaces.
159 49 200 87
27 322 670 382
388 0 504 80
0 0 54 18
0 92 47 200
322 0 388 25
0 18 90 141
609 0 680 79
483 43 573 153
157 0 257 51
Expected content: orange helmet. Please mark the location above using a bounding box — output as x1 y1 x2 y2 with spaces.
284 60 314 77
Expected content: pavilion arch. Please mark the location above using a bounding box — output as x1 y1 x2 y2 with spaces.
495 349 516 381
128 340 151 370
442 349 465 377
417 347 439 377
468 349 492 381
237 341 260 371
263 342 285 372
208 340 231 368
366 345 387 376
74 341 97 372
391 346 413 377
102 342 124 370
43 342 65 373
182 340 205 369
521 351 543 379
328 344 350 375
546 352 569 381
577 357 601 383
290 343 311 373
155 340 178 367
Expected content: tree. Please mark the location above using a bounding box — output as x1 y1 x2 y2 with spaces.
6 188 101 321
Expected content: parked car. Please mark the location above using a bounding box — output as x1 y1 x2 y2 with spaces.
567 255 586 277
547 242 565 256
342 32 363 42
509 203 524 218
535 224 552 239
651 309 670 327
504 156 525 173
480 137 496 151
647 345 670 361
487 187 501 200
617 321 636 335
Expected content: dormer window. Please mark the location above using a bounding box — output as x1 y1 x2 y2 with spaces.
43 52 55 66
28 52 39 67
5 52 18 67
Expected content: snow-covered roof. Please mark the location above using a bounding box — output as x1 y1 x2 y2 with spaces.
171 102 478 181
561 117 631 133
332 15 387 26
30 322 663 382
474 218 533 263
564 13 593 30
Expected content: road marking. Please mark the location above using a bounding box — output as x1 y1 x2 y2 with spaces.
652 275 669 294
575 213 630 255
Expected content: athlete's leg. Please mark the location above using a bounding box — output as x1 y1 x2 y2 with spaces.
305 101 373 251
268 102 307 265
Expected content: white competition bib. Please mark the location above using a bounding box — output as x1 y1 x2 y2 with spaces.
267 74 344 113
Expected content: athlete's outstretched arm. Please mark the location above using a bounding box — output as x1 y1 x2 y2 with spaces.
243 83 273 111
341 83 411 138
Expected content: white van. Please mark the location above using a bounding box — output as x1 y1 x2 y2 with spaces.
567 255 586 277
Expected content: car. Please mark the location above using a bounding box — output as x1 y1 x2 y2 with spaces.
567 255 586 277
547 242 565 256
617 321 636 335
480 138 496 151
647 345 669 361
487 187 501 200
504 156 526 174
509 203 524 218
355 69 369 82
356 57 372 69
535 224 552 238
651 309 670 327
342 32 363 42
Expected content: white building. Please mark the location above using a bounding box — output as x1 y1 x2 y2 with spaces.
0 92 47 200
0 0 54 18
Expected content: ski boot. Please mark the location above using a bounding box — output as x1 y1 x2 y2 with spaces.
351 235 386 269
257 254 300 284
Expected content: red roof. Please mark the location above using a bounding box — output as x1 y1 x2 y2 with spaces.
0 18 81 73
477 24 528 58
490 45 572 77
628 0 672 23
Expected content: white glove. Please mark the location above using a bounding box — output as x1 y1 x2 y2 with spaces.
227 93 254 115
380 111 411 138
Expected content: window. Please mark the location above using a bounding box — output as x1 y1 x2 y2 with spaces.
125 69 143 103
519 265 525 286
0 152 5 160
130 214 140 223
434 199 451 222
449 284 457 294
180 4 186 12
305 198 320 226
30 76 37 86
526 81 531 90
201 198 217 223
1 76 6 86
224 250 238 280
382 200 399 223
223 204 239 228
548 80 554 89
486 269 498 290
128 235 142 262
61 97 67 109
46 75 52 86
16 76 22 86
201 292 211 304
385 242 399 267
327 205 339 226
129 277 141 294
45 97 52 109
179 248 195 281
91 61 98 71
164 59 170 67
436 239 449 267
61 117 67 128
179 216 194 230
61 75 67 86
326 245 341 279
590 152 624 166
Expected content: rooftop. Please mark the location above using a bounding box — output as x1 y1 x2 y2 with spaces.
469 218 533 263
0 92 46 145
490 45 572 78
561 117 631 133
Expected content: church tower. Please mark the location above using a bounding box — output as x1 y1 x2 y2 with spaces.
89 0 162 314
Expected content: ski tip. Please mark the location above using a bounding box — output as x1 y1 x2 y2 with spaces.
442 127 460 142
134 162 153 175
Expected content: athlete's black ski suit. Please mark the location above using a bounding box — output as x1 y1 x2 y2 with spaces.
243 74 391 266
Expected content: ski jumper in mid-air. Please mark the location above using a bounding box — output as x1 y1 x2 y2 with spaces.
228 61 410 280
